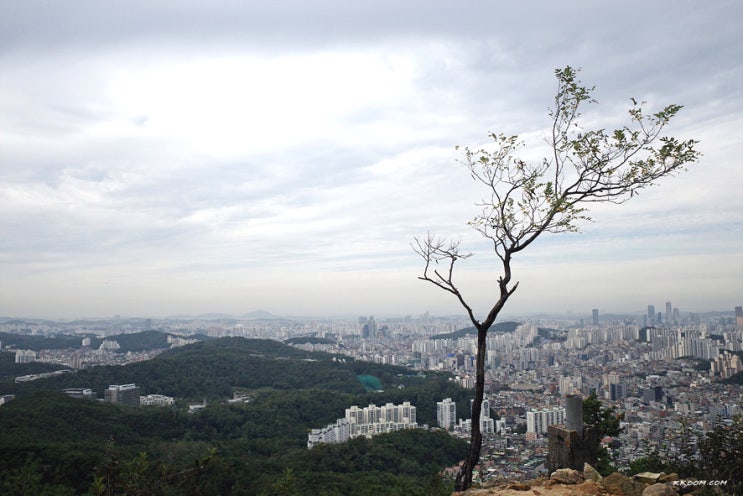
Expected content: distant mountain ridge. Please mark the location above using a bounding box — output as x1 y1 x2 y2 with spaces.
0 330 186 353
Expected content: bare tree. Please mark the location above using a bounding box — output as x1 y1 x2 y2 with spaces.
413 67 700 491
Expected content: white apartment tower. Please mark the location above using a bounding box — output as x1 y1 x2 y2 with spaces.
437 397 457 429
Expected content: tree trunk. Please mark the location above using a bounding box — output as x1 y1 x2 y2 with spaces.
455 325 488 491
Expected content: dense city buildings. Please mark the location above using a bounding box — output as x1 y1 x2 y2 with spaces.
2 303 742 482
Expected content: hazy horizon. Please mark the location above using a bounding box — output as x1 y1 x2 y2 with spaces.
1 1 742 320
1 305 738 324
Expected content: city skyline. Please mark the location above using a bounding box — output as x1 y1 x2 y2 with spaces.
0 300 738 324
1 1 742 320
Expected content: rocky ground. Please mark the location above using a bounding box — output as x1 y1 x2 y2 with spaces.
454 465 699 496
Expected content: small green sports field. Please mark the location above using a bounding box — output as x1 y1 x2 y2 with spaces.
357 374 383 391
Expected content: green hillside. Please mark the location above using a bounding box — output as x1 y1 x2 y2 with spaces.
0 337 469 495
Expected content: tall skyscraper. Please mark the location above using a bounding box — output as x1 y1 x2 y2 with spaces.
360 316 377 338
648 305 656 326
592 309 599 326
665 302 672 327
736 306 743 327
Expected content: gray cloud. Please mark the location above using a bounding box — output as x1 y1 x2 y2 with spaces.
1 0 741 318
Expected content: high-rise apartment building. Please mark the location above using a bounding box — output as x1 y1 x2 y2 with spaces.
454 398 494 434
559 376 583 396
14 350 36 364
309 401 418 447
345 402 416 434
736 306 743 327
470 398 490 417
308 419 351 448
518 349 540 370
526 407 566 435
603 372 621 386
437 398 457 429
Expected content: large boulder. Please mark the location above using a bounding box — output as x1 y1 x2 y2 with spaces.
583 463 602 482
601 472 647 496
642 483 677 496
634 472 662 484
658 473 679 483
550 468 584 485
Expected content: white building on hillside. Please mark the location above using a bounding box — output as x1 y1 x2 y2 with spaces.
308 402 418 448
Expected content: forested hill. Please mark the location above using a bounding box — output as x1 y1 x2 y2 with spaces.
0 337 470 495
430 321 521 340
3 337 431 402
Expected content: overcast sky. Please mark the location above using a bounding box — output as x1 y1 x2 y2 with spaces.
1 1 741 320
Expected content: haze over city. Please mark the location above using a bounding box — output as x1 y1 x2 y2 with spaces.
1 1 741 320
